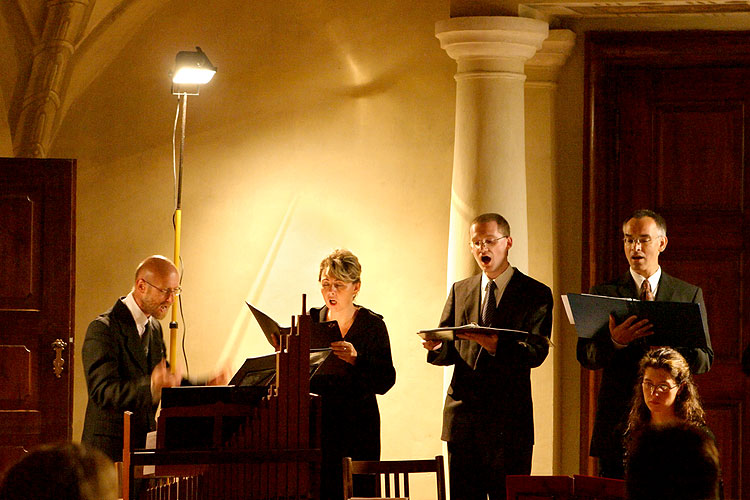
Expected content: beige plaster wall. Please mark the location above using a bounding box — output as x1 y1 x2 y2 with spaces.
552 32 585 475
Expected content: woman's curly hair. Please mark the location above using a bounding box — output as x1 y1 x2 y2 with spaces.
626 347 706 436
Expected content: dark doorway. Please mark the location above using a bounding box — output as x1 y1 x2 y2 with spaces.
584 31 750 499
0 158 76 474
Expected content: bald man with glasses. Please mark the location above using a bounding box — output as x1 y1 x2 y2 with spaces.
81 255 223 463
577 209 713 479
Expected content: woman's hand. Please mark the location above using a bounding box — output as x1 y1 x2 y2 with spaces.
331 340 357 365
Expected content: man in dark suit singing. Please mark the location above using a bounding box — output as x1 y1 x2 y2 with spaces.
577 209 713 478
81 255 185 462
423 213 553 500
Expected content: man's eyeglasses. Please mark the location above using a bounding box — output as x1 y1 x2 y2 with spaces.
623 236 660 247
642 380 678 395
470 236 508 250
142 279 182 297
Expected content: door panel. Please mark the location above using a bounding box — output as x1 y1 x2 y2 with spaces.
585 32 750 499
0 158 75 474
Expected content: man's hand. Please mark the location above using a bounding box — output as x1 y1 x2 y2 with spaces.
207 363 232 386
422 339 442 351
457 332 498 355
150 359 182 403
609 314 653 346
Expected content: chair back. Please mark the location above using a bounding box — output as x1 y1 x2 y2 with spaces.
572 475 626 500
342 455 446 500
506 475 574 500
506 475 627 500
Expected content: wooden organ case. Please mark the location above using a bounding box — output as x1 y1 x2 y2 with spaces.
122 309 322 500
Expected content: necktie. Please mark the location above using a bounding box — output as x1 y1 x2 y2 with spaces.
640 279 654 301
481 280 497 326
141 321 151 357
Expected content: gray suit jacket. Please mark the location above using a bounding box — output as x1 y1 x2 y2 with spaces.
428 269 553 448
81 299 167 461
577 270 713 460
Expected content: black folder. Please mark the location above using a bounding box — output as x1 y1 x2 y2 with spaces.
246 302 343 349
417 324 531 342
228 350 333 388
245 302 348 375
564 293 708 349
417 325 552 348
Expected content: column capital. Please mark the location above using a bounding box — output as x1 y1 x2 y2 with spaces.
436 16 549 74
525 29 576 85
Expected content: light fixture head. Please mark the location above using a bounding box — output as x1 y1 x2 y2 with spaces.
171 47 216 94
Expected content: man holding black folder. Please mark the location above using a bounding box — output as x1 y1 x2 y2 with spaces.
577 209 713 478
423 213 553 500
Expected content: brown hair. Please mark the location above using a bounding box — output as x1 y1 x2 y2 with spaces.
0 442 117 500
623 209 667 237
471 213 510 237
626 347 706 435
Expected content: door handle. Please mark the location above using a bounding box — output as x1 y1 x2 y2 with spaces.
51 338 67 378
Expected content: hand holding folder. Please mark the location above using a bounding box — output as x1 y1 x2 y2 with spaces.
562 293 708 350
607 314 654 346
245 302 348 375
417 324 530 342
246 302 343 349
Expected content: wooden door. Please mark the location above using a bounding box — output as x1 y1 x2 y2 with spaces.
585 32 750 499
0 158 76 474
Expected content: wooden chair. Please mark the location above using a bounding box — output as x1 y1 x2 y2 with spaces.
342 456 446 500
572 474 626 500
505 475 626 500
506 475 574 500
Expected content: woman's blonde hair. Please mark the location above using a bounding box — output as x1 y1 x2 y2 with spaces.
318 249 361 283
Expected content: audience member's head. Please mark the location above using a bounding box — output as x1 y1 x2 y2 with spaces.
0 442 117 500
627 347 705 433
626 422 720 500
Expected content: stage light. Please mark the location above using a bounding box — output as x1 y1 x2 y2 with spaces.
167 47 216 371
171 47 216 94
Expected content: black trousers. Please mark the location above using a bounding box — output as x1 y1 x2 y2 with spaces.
447 439 533 500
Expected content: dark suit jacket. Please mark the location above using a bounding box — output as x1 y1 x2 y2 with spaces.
428 268 553 449
81 299 167 461
577 270 713 460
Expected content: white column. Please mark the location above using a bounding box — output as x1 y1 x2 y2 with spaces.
524 29 576 474
436 16 549 286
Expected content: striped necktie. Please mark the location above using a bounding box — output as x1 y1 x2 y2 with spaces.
640 279 654 301
481 280 497 326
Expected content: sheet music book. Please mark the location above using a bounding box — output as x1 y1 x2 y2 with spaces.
417 324 542 343
564 293 708 349
228 350 334 388
246 302 288 348
246 302 343 349
245 302 348 376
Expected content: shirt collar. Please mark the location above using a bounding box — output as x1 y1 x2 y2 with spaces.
481 264 514 294
629 266 661 296
121 291 150 337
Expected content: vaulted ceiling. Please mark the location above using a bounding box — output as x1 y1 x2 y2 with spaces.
0 0 168 154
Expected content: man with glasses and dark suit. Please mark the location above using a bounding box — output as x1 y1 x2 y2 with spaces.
577 209 713 479
423 213 553 500
81 255 185 463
